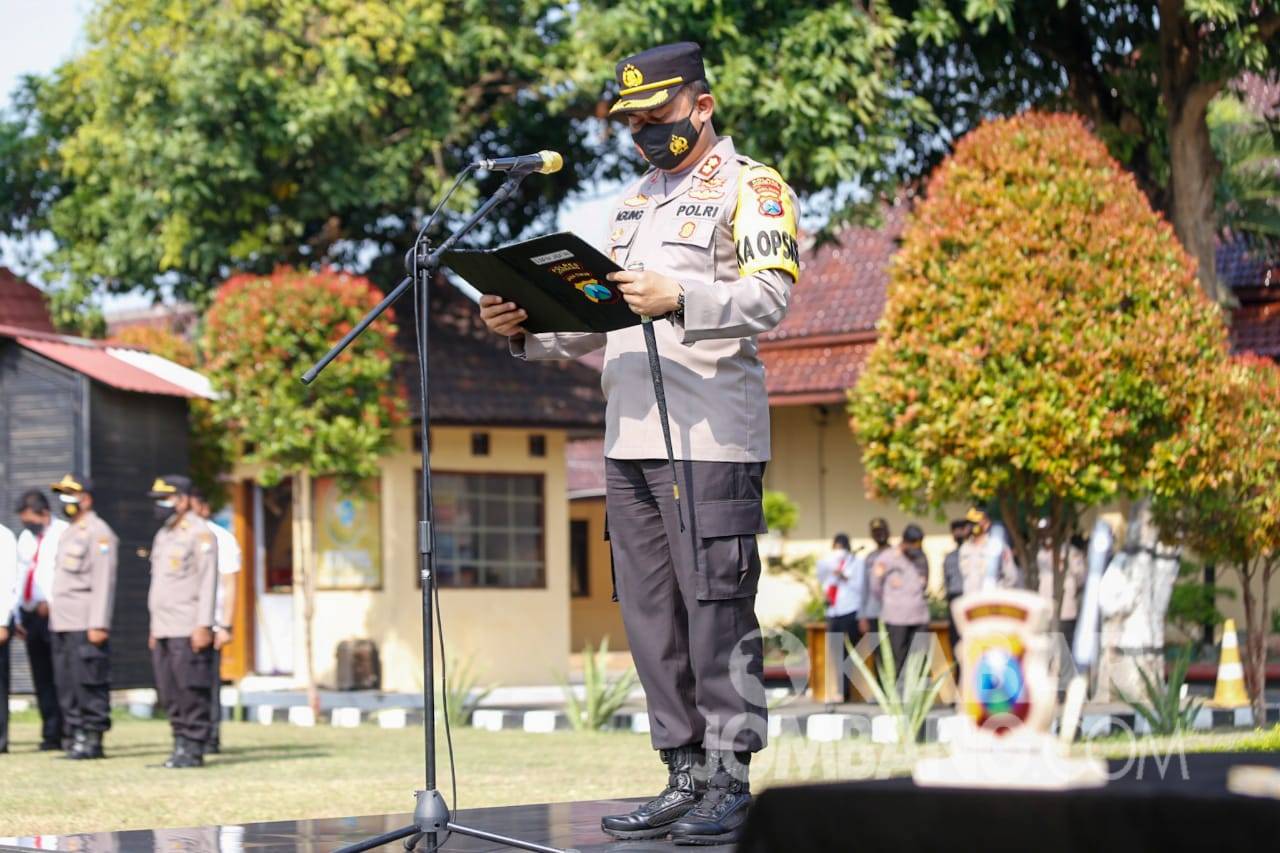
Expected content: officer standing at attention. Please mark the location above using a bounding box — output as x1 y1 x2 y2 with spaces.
0 520 17 754
480 43 799 845
147 475 218 768
48 474 118 759
14 490 70 751
191 487 241 754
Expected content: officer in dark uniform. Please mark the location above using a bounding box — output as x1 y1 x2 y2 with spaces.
146 475 218 768
48 474 118 759
481 42 800 845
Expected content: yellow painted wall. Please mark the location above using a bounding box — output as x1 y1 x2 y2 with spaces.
765 404 965 591
234 426 573 691
568 496 629 652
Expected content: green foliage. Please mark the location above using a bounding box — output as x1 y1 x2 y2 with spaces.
200 267 405 487
850 113 1228 575
1209 90 1280 240
847 623 950 744
1151 356 1280 723
1166 561 1236 641
2 0 603 310
762 489 799 535
572 0 936 231
440 656 494 729
1117 646 1204 737
560 638 638 732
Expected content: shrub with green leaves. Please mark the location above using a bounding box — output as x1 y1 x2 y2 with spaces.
847 623 950 745
201 267 405 487
560 639 637 732
850 112 1228 614
1117 646 1204 737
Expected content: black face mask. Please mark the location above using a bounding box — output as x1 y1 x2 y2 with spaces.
631 103 701 171
22 520 44 535
154 501 177 523
62 501 81 520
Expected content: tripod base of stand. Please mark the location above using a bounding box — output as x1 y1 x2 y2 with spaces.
335 789 573 853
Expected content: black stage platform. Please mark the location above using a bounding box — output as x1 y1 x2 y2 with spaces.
0 798 732 853
4 753 1277 853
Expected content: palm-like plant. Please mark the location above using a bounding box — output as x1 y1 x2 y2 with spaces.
439 656 494 728
561 638 638 731
847 623 950 744
1210 93 1280 241
1117 645 1204 736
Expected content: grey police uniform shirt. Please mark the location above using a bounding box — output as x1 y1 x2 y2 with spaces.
511 136 800 463
148 514 218 638
49 510 119 633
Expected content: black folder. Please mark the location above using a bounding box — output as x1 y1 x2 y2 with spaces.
442 232 642 334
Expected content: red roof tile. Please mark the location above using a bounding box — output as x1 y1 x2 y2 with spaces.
763 206 903 344
0 326 204 398
1232 300 1280 358
0 268 55 333
762 340 876 404
567 436 606 495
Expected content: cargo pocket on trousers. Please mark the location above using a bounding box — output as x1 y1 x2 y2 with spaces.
181 649 215 690
77 641 110 687
694 499 767 601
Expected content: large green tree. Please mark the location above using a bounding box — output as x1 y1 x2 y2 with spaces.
0 0 603 322
849 113 1228 622
885 0 1280 303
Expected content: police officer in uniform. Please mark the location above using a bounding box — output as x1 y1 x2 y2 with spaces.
191 487 241 754
146 475 218 768
48 474 118 759
480 43 799 845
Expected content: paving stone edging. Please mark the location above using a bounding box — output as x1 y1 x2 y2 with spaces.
76 690 1278 742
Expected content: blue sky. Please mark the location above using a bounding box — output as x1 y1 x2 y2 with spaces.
0 0 615 309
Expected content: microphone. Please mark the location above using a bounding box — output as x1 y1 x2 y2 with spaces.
474 150 564 175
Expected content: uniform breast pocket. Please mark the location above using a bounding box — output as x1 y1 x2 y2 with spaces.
607 214 643 264
61 541 89 572
163 548 193 577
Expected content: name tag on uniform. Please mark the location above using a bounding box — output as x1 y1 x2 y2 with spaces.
674 203 721 221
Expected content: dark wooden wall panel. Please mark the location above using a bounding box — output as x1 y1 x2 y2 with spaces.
0 342 85 694
90 384 192 689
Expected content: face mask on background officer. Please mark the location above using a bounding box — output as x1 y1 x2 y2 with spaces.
154 493 190 524
59 491 91 519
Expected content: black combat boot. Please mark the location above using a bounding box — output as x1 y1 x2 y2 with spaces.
62 729 85 759
69 730 105 760
601 745 705 839
164 736 204 769
669 750 753 846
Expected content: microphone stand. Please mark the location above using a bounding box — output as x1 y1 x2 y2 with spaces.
303 168 568 853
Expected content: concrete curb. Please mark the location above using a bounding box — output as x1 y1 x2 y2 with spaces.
97 695 1280 743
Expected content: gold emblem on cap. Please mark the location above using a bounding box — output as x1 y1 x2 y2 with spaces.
621 64 644 89
151 477 178 494
52 474 83 493
668 135 689 156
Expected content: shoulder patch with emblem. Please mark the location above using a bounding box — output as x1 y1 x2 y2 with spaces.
98 538 111 555
733 164 799 281
199 532 216 553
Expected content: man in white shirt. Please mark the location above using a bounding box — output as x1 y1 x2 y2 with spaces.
192 488 241 754
14 490 68 750
815 533 864 700
0 520 18 754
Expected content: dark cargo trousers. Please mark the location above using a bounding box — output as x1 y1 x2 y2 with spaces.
605 458 768 754
51 631 112 733
152 638 214 744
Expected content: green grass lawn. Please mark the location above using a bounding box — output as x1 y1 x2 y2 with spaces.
2 711 1278 837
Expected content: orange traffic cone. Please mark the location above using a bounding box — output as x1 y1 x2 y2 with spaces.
1209 619 1250 709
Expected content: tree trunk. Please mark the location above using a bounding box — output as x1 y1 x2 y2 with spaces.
1238 562 1264 725
1159 0 1229 303
297 472 321 715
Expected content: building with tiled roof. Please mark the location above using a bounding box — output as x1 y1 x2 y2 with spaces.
0 268 55 333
